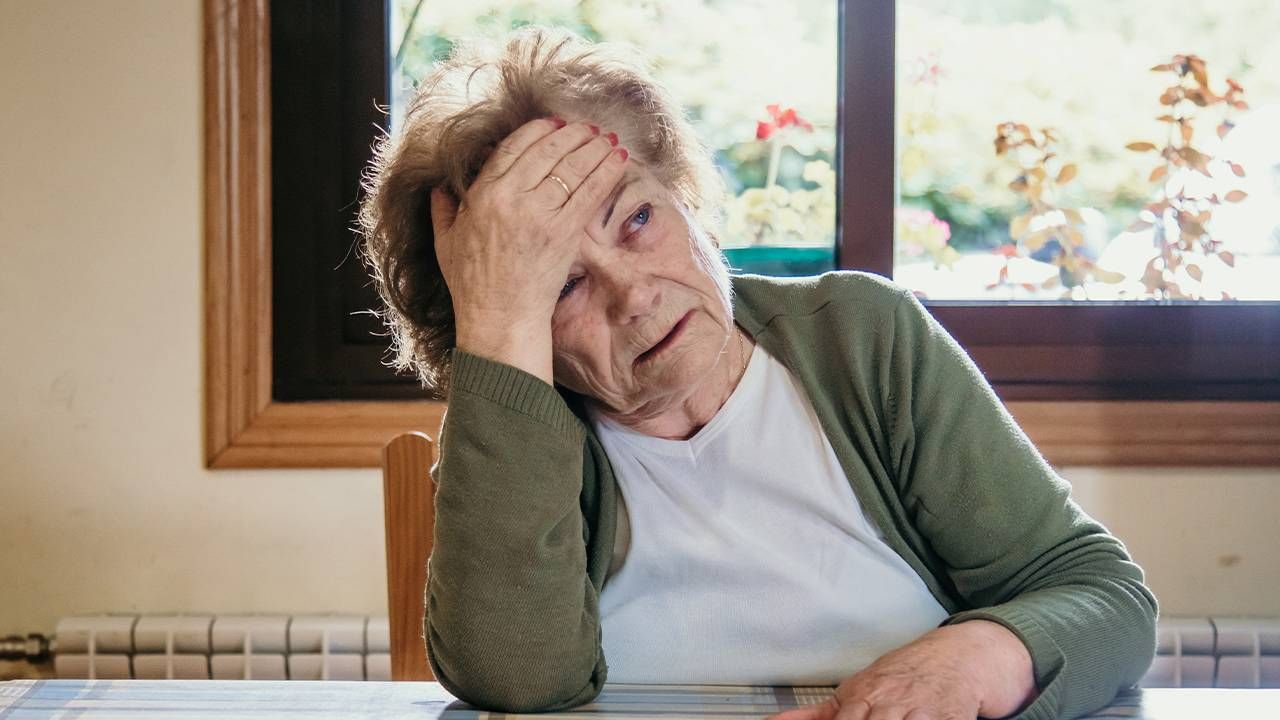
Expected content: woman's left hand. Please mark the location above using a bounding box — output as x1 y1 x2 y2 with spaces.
766 621 1034 720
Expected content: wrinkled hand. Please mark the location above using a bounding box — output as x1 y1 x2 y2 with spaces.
767 621 1035 720
432 117 627 337
430 116 629 382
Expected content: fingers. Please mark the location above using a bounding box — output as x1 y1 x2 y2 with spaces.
834 698 873 720
476 116 565 182
555 144 629 228
771 697 921 720
502 121 602 191
767 698 838 720
530 130 619 207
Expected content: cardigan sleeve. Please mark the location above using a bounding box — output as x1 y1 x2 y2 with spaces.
423 349 608 712
883 289 1159 720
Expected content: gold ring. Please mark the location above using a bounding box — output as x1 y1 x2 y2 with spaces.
547 174 571 197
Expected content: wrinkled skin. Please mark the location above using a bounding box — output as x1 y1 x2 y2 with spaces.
432 116 749 439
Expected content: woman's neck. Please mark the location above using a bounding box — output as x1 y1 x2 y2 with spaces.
604 326 754 441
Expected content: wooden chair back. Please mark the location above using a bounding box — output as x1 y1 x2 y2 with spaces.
381 431 437 680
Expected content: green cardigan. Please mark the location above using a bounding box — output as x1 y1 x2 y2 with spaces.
425 271 1159 720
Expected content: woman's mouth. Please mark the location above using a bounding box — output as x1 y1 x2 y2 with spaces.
635 310 694 365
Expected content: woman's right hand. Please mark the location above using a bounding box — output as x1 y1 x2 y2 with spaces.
430 117 629 384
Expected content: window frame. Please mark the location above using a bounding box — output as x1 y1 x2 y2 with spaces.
205 0 439 468
203 0 1280 468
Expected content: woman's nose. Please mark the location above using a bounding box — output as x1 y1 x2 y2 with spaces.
607 277 661 325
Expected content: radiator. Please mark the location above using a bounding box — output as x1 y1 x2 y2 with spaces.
1146 616 1280 689
49 614 1280 687
53 615 391 681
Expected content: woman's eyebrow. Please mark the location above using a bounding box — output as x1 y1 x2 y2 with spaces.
601 177 638 228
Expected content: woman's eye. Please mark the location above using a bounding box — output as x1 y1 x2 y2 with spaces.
628 204 652 231
559 276 582 300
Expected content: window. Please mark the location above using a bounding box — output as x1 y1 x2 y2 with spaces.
205 0 1278 468
382 0 1279 400
840 0 1280 402
391 0 840 277
895 1 1280 303
270 0 421 400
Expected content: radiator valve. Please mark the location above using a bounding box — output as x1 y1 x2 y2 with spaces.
0 634 51 663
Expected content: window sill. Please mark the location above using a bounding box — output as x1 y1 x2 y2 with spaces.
204 398 1279 469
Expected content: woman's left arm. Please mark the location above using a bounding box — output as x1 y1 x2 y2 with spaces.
774 283 1157 720
882 286 1158 719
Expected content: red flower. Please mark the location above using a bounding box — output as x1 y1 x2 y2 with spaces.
757 104 814 140
907 51 945 86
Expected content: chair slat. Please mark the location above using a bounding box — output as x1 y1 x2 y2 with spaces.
381 431 436 681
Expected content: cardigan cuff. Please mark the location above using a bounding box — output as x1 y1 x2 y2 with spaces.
450 349 583 437
941 606 1065 720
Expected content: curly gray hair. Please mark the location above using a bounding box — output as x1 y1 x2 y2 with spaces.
356 25 727 397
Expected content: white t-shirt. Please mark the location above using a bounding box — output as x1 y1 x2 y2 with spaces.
589 343 949 685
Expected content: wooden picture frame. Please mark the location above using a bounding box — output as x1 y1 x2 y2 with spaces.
203 0 1279 468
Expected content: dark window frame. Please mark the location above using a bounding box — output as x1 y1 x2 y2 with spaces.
271 0 418 400
270 0 1280 403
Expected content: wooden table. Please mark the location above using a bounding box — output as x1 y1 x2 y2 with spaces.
2 680 1279 718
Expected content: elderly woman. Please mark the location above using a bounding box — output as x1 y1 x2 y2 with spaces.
358 26 1157 720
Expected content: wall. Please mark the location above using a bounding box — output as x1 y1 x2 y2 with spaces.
1 0 1277 636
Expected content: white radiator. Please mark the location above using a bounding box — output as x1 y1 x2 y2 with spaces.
51 613 1280 688
1146 616 1280 689
54 614 391 681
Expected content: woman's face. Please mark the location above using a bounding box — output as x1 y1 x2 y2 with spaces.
549 161 734 419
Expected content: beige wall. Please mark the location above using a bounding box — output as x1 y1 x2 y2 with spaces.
1 0 1277 636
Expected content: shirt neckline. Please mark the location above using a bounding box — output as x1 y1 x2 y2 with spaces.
589 341 764 460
